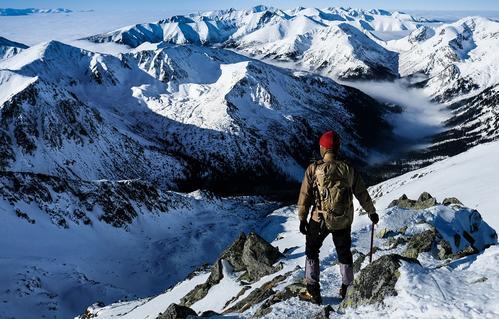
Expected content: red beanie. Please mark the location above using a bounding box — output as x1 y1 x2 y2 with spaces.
319 131 340 150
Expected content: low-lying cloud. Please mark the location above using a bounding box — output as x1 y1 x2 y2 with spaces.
344 80 450 142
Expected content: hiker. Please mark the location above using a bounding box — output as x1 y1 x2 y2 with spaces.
297 130 379 304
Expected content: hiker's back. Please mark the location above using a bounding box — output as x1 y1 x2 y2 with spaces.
314 159 355 230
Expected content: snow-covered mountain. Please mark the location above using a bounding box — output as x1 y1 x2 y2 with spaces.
86 6 430 80
231 22 398 80
375 16 499 165
0 40 391 193
0 36 28 60
87 6 427 47
0 7 73 16
392 17 499 102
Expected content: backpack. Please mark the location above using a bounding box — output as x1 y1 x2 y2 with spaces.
313 160 353 230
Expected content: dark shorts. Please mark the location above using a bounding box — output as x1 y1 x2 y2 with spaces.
305 218 353 265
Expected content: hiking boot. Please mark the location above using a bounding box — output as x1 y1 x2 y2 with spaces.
339 284 349 300
298 289 322 305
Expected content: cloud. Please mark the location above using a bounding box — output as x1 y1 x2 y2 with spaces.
342 80 451 162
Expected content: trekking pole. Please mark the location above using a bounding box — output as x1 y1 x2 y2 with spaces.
369 222 375 263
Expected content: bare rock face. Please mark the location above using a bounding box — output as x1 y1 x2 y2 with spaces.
157 303 197 319
181 232 284 307
442 197 463 206
403 228 437 259
310 305 335 319
340 254 421 309
225 273 292 314
242 232 285 281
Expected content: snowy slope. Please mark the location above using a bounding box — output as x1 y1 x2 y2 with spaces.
79 142 499 319
0 36 28 60
0 174 278 319
81 198 498 319
0 40 391 192
368 141 499 231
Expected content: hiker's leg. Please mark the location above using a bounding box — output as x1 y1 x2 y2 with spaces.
332 227 354 286
304 219 329 290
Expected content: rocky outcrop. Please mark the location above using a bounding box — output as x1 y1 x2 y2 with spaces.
310 305 335 319
442 197 463 206
225 272 292 315
388 192 438 210
352 250 367 273
157 303 197 319
181 232 284 307
403 228 436 259
340 254 421 309
383 197 497 260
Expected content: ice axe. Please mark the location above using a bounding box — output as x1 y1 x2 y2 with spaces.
369 222 375 263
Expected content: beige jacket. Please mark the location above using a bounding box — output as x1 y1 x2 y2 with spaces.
297 153 376 225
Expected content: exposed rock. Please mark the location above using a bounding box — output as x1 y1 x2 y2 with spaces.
387 236 408 249
437 238 453 260
418 192 438 207
311 305 335 319
0 171 190 228
181 232 284 307
388 193 439 210
340 254 421 309
254 281 306 317
352 250 366 273
442 197 463 206
224 272 290 314
223 286 251 310
470 276 488 284
398 226 408 234
199 310 220 317
157 303 197 319
403 229 436 259
241 232 284 281
180 259 224 307
376 228 397 239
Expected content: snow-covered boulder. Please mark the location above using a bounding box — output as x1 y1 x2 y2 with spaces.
381 197 498 260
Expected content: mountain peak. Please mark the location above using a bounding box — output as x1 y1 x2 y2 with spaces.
251 5 272 13
0 36 29 49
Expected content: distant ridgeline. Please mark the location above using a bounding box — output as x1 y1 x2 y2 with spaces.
0 8 74 16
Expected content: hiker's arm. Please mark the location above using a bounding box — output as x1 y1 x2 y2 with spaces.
352 169 376 214
297 165 314 222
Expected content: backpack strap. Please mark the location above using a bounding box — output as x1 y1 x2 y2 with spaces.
311 159 324 211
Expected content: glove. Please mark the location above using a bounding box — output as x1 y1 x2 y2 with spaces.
369 212 379 224
299 220 309 235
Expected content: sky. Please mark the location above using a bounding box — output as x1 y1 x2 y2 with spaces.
0 0 498 12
